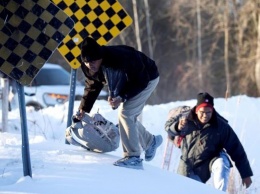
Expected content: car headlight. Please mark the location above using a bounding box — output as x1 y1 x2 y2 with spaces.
43 93 69 106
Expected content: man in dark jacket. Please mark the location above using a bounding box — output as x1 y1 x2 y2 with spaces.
165 92 253 192
77 37 163 169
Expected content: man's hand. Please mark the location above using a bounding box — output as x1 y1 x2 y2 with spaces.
242 177 252 188
177 117 196 136
75 109 85 120
108 96 122 110
178 118 187 130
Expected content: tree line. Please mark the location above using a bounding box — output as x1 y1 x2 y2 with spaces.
49 0 260 105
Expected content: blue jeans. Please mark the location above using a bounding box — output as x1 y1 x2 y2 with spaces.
211 151 231 191
189 151 231 192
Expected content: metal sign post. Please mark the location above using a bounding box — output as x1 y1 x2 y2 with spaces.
0 0 74 177
65 68 77 144
16 81 32 177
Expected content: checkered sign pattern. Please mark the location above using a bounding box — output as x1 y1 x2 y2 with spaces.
51 0 132 69
0 0 74 85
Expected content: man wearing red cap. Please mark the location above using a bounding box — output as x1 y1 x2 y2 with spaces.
165 92 253 192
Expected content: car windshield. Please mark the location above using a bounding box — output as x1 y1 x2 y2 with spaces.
32 67 81 86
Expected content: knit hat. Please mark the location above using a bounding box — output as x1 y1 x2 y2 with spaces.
81 37 103 63
196 92 214 112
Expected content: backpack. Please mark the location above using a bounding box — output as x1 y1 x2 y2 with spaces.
66 113 120 153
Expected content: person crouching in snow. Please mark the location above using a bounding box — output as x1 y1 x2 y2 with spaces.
165 92 253 192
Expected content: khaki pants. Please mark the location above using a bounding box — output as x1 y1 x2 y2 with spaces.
118 77 159 157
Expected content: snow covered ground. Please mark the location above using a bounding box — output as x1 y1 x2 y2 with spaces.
0 95 259 194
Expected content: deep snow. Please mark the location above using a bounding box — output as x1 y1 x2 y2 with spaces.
0 95 259 194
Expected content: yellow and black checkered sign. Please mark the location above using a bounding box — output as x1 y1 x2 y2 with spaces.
52 0 132 69
0 0 74 85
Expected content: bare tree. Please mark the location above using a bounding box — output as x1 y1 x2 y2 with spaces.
144 0 153 58
167 0 229 98
132 0 142 51
224 0 231 98
231 0 259 96
196 0 203 91
256 12 260 95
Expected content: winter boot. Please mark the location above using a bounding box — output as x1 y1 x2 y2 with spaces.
145 135 163 161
